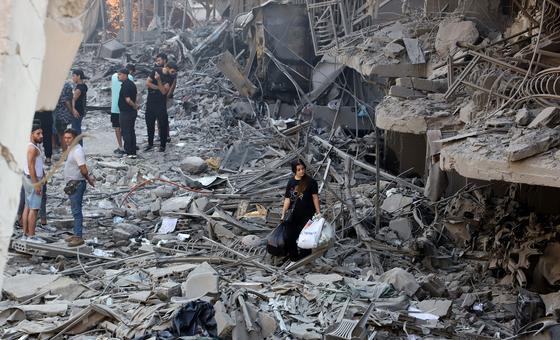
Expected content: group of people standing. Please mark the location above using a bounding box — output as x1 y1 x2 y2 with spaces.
109 53 178 157
17 53 180 245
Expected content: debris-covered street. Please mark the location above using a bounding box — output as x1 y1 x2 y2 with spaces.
2 0 560 339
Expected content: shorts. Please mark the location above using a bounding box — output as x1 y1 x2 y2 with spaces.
23 176 42 210
111 113 120 128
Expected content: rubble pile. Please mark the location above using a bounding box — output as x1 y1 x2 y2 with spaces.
4 0 560 339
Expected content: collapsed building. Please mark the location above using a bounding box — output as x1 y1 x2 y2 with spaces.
3 0 560 339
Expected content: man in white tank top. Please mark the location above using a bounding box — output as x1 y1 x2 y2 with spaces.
22 123 46 243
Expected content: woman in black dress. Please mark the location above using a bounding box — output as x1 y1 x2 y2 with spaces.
281 159 321 261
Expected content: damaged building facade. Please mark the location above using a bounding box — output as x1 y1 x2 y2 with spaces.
3 0 560 339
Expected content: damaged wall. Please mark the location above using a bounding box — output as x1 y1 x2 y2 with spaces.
0 0 87 291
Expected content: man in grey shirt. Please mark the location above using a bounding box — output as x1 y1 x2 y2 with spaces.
63 128 94 246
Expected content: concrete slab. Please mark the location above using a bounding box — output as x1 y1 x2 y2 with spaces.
440 133 560 188
389 217 413 240
3 274 59 301
181 262 219 299
379 268 420 296
416 299 452 317
305 273 343 285
376 97 462 134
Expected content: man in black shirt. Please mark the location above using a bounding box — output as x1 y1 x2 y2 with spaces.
117 69 139 156
71 69 88 146
144 62 178 152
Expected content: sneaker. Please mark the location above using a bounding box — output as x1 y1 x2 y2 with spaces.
127 154 138 159
68 237 85 247
37 223 57 232
159 146 165 152
143 145 153 152
27 236 46 244
113 148 125 155
21 235 29 241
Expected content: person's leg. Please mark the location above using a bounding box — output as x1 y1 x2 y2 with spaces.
22 206 30 236
145 110 156 147
111 113 123 149
71 116 83 146
17 186 25 224
39 183 47 224
27 209 38 236
42 112 53 159
119 113 130 154
158 111 169 149
69 181 86 237
131 111 137 152
115 128 122 148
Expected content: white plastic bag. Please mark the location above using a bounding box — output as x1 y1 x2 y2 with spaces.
297 217 325 249
317 221 334 247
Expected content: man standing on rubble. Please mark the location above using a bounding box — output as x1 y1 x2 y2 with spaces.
144 62 177 152
21 122 47 243
118 68 139 157
110 64 135 154
71 69 88 146
54 81 75 152
63 128 94 247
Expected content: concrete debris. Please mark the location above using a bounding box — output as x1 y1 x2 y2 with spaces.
179 156 208 174
435 20 479 57
528 107 560 129
5 2 560 339
379 268 420 296
383 41 405 58
182 262 219 299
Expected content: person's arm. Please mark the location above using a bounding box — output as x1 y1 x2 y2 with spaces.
312 194 320 215
154 72 169 95
125 97 139 110
27 147 41 194
79 164 95 187
146 76 159 90
281 198 291 221
72 88 81 118
167 78 177 98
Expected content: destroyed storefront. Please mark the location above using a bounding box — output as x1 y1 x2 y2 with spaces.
4 0 560 339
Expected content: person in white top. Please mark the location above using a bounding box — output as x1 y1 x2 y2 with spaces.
22 122 46 243
63 128 94 247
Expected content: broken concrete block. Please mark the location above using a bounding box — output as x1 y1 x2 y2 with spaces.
216 51 257 97
402 38 426 64
182 262 219 299
515 108 531 126
396 77 447 93
44 276 88 301
379 268 420 296
417 299 452 317
99 39 126 58
111 207 127 217
381 193 413 214
113 223 142 238
18 303 68 318
507 128 560 161
444 221 471 245
383 42 405 58
128 291 152 303
389 86 425 99
214 301 235 337
155 280 182 301
180 156 208 174
419 274 448 298
389 217 413 240
2 274 60 301
153 186 174 199
150 198 161 214
240 235 266 248
435 20 479 57
305 273 343 285
528 107 560 128
160 196 192 213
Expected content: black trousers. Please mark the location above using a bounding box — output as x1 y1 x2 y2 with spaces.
34 111 53 158
145 109 168 148
119 110 137 155
285 217 312 261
